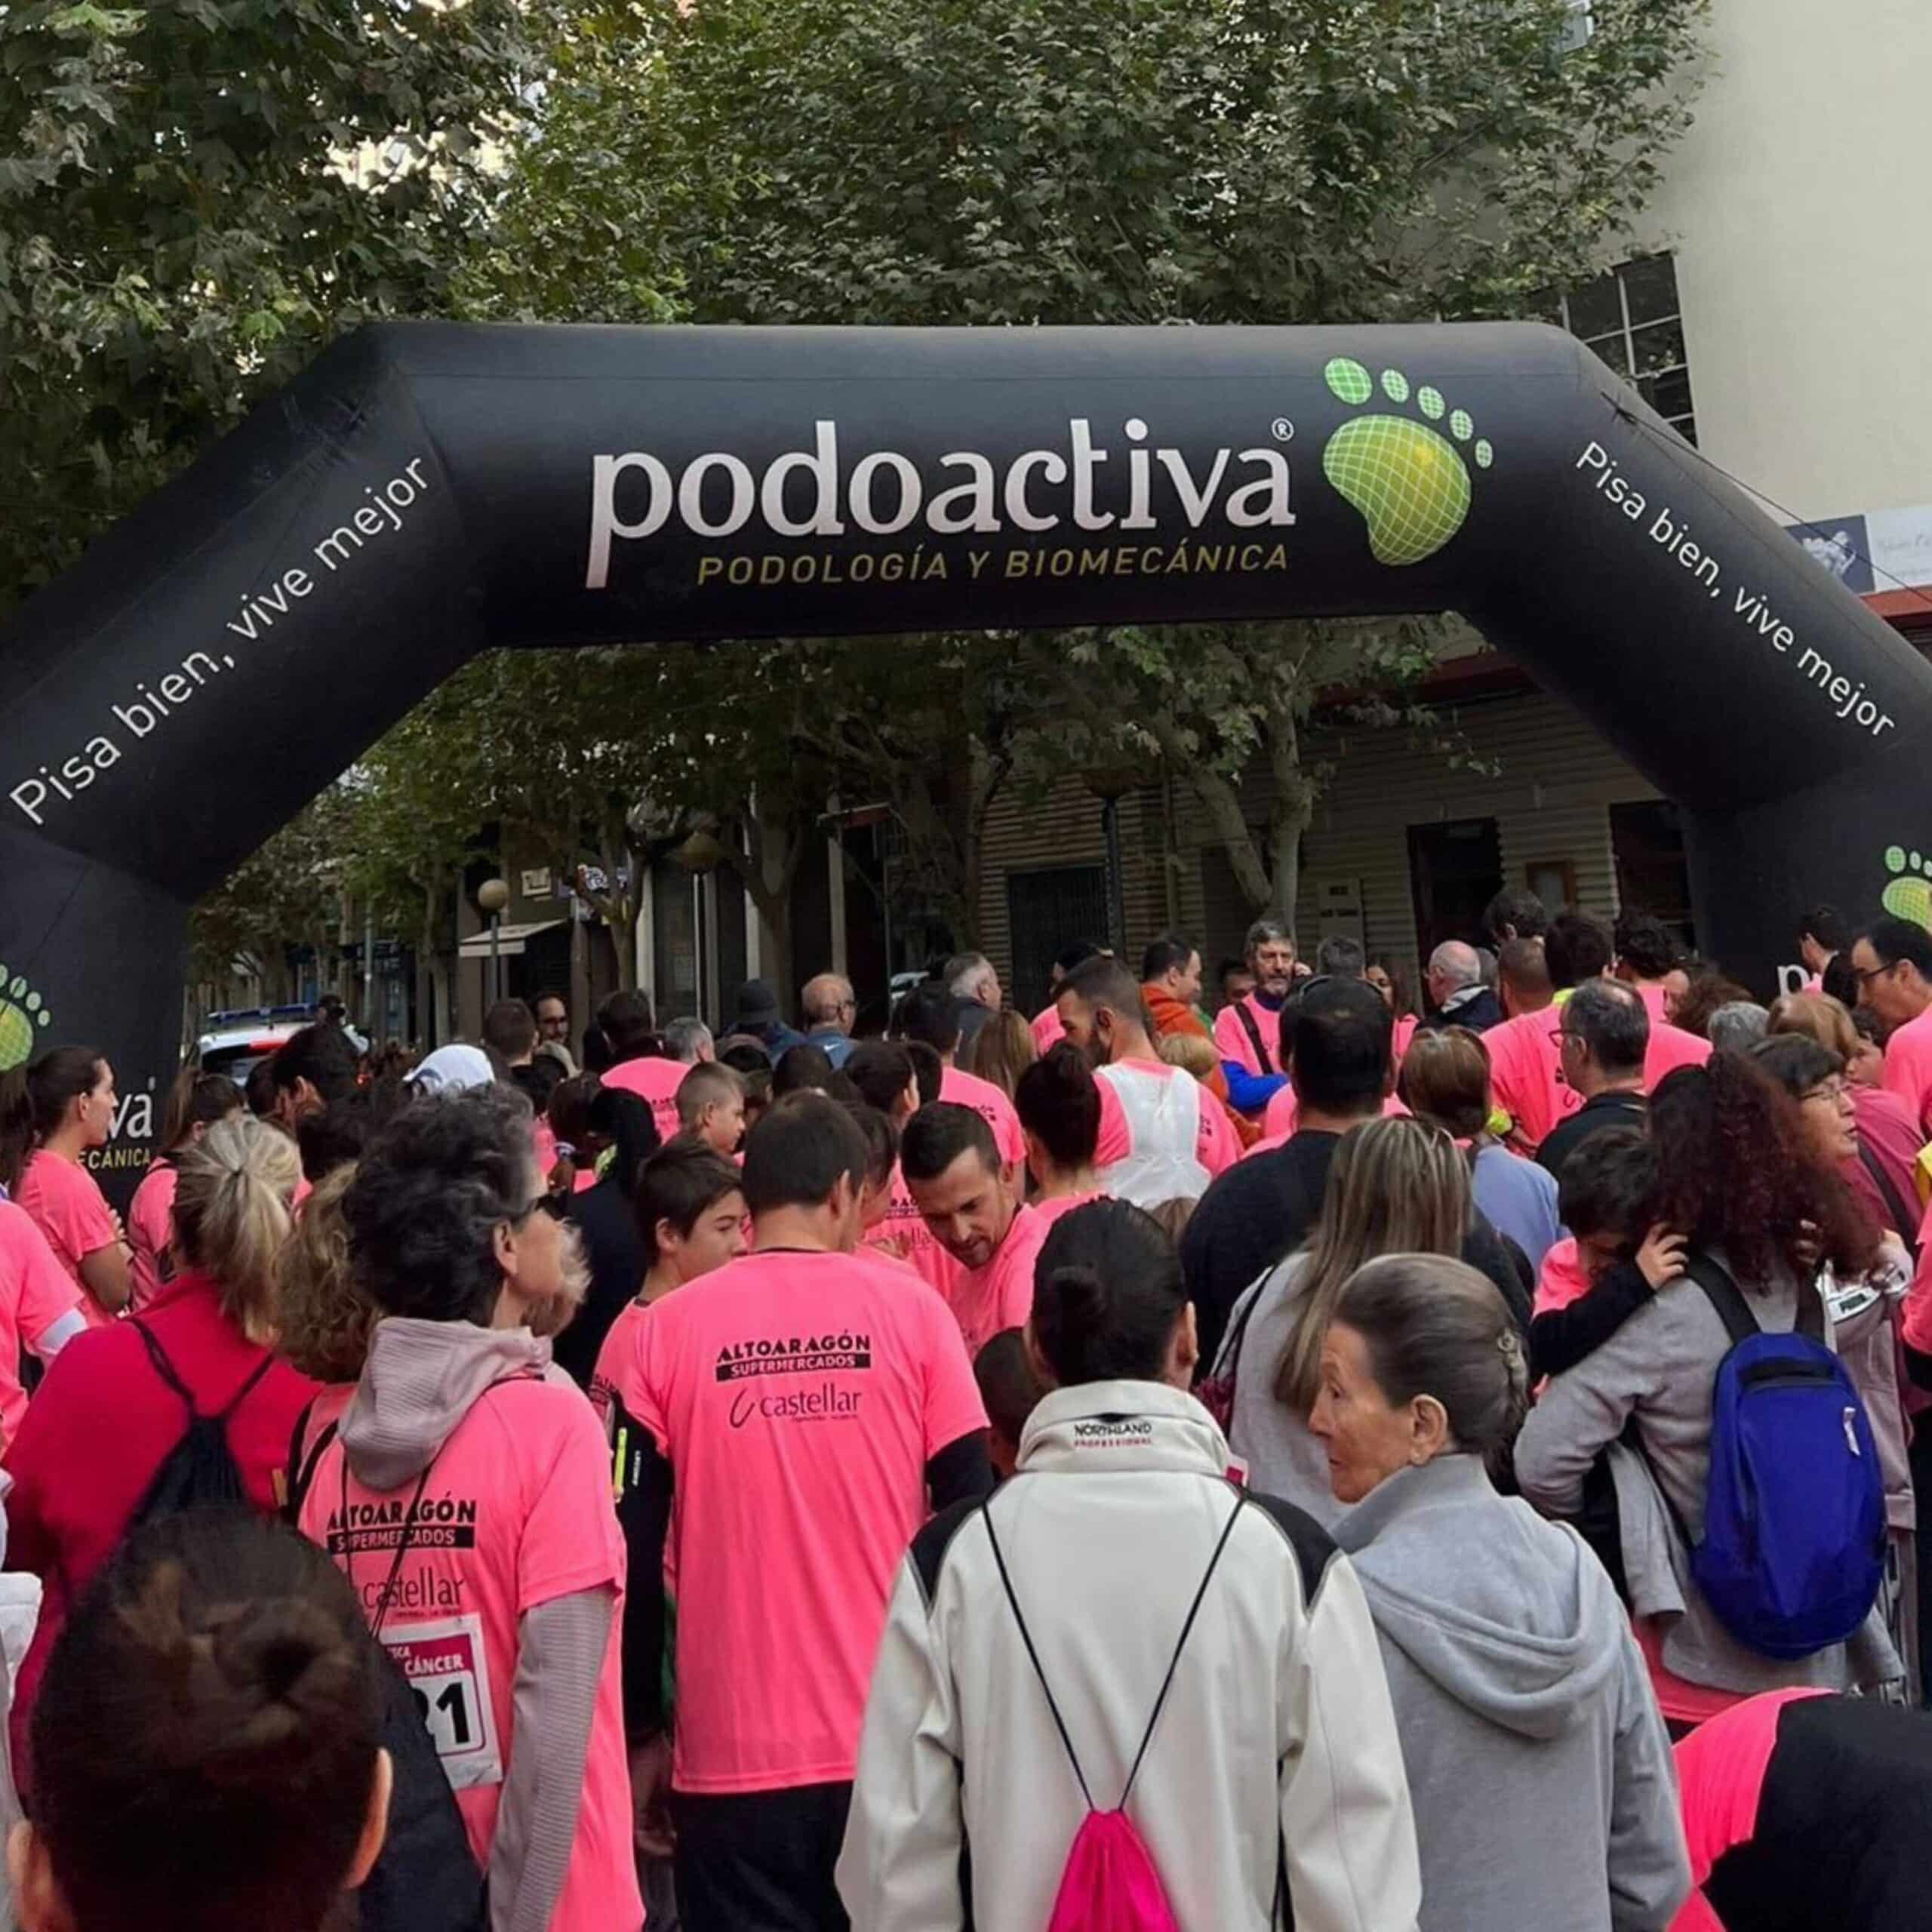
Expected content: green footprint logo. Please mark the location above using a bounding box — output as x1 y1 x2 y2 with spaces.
1882 846 1932 931
0 967 51 1073
1321 358 1493 567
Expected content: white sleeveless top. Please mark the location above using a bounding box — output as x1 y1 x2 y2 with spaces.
1097 1063 1210 1208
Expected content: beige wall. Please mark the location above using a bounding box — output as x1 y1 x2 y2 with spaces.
1641 0 1932 521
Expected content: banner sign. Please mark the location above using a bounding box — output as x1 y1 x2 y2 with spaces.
1 321 1926 1189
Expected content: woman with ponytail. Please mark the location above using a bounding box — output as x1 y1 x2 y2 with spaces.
12 1508 392 1932
125 1069 244 1310
3 1048 130 1321
840 1198 1422 1932
4 1116 319 1797
1314 1254 1688 1930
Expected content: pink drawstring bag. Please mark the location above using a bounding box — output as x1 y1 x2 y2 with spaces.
982 1494 1244 1931
1044 1810 1182 1932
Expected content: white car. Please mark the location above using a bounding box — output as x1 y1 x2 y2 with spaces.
195 1007 368 1088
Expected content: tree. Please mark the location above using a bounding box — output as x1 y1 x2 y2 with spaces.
0 0 565 614
483 0 1707 918
187 785 355 1008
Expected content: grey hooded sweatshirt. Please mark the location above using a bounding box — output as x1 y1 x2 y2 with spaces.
338 1319 617 1932
1333 1455 1688 1932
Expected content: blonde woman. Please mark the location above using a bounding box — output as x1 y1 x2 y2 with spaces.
1211 1116 1472 1525
961 1006 1038 1103
4 1115 319 1797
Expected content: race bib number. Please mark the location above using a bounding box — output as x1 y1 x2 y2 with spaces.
384 1614 504 1792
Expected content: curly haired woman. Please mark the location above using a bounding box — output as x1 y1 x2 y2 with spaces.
1516 1054 1900 1726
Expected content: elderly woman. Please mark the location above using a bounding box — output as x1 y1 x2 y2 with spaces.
1315 1254 1688 1931
296 1085 639 1932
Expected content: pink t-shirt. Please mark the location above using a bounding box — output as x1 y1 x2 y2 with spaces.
1392 1013 1418 1066
16 1151 118 1325
125 1160 177 1311
881 1166 963 1300
300 1374 638 1932
1260 1085 1407 1143
1093 1061 1239 1177
1534 1236 1592 1316
1029 1004 1066 1053
1484 1008 1579 1153
1882 1006 1932 1137
1031 1190 1104 1228
1635 983 1672 1026
0 1202 81 1450
1646 1020 1712 1088
600 1054 688 1141
940 1065 1025 1167
1212 995 1283 1081
948 1203 1050 1357
1670 1688 1829 1929
622 1247 985 1794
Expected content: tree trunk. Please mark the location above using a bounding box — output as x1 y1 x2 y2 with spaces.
737 798 808 1015
1181 764 1274 912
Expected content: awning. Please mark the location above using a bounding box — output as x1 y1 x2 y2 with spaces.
457 918 565 959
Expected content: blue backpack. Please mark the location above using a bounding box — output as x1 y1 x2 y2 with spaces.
1683 1256 1886 1660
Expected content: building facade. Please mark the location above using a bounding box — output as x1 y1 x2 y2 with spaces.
975 0 1932 1008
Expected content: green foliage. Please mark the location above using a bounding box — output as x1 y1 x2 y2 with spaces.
0 0 561 611
469 0 1707 920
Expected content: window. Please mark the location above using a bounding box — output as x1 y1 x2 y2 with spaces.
1555 0 1592 52
1551 254 1697 445
1006 865 1109 1017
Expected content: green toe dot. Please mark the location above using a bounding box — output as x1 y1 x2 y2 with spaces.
1450 409 1474 441
1325 357 1374 405
1418 386 1445 420
1888 845 1907 871
1380 370 1411 403
1474 439 1494 469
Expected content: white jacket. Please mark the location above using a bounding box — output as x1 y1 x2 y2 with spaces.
836 1381 1421 1932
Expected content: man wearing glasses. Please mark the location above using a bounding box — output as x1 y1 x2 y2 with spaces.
1536 978 1651 1183
1850 916 1932 1136
801 971 859 1069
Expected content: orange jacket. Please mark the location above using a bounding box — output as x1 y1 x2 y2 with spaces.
1140 983 1260 1149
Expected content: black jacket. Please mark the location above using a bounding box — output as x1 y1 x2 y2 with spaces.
1416 986 1503 1035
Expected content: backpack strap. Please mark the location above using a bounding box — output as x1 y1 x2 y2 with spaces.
1233 1000 1275 1075
1681 1253 1759 1349
285 1398 340 1524
1859 1142 1921 1254
132 1318 275 1422
217 1352 276 1422
981 1490 1244 1811
130 1318 193 1410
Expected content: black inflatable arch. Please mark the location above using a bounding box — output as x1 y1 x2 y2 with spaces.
1 321 1926 1177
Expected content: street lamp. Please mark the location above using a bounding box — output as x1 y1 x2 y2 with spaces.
478 877 510 1006
1081 764 1139 958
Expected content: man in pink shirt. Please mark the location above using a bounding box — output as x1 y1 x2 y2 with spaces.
1056 954 1237 1206
609 1093 991 1928
1211 915 1297 1117
598 992 712 1140
1853 915 1932 1135
1614 911 1712 1084
1029 939 1106 1053
894 982 1025 1170
901 1103 1049 1355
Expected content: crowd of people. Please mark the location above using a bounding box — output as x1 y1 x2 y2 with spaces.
0 892 1929 1930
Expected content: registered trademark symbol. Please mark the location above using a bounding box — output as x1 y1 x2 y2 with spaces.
1271 417 1294 443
